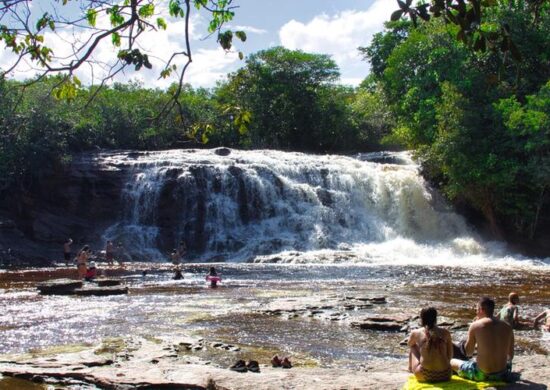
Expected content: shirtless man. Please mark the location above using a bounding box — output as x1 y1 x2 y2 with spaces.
534 309 550 331
451 297 514 382
63 238 73 266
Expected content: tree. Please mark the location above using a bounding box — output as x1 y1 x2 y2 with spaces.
0 0 247 106
363 1 550 243
216 46 360 152
392 0 550 61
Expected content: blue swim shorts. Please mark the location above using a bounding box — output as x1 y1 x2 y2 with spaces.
457 360 511 382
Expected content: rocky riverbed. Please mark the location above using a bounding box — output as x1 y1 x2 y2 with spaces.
1 262 549 389
0 336 548 389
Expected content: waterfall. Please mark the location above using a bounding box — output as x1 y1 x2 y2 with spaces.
96 148 545 266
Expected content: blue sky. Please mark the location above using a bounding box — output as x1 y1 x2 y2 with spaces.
0 0 396 88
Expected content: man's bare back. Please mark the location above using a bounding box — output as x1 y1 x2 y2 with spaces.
451 297 514 382
466 317 514 373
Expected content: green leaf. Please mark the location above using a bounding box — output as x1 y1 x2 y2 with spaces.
238 51 244 60
235 30 247 42
156 17 167 30
218 30 233 50
169 0 184 17
86 9 97 27
112 32 121 47
139 4 155 18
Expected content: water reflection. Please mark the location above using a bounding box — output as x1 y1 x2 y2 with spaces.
1 263 548 364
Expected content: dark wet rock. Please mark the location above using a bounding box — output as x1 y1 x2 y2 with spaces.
345 296 387 304
450 321 469 330
351 320 403 332
214 147 231 156
74 286 128 296
95 278 122 287
37 279 83 295
351 313 412 332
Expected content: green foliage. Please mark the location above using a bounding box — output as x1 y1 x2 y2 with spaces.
215 47 360 152
364 1 550 240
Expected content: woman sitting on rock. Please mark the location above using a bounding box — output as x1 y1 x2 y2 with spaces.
408 307 453 382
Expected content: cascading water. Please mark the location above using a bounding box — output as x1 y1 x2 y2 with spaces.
97 148 546 266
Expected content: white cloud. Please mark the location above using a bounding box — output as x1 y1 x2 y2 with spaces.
278 0 395 83
185 48 240 87
230 25 268 35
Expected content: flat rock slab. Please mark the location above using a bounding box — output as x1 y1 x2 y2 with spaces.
95 278 122 287
351 320 403 332
0 337 547 390
74 286 128 296
37 279 83 295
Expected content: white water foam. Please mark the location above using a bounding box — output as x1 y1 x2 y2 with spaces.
90 149 548 269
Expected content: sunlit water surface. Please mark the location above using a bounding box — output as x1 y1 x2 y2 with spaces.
1 262 548 367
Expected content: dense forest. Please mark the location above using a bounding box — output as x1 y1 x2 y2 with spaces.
0 1 549 253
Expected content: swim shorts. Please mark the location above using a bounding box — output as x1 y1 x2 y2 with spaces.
458 360 511 382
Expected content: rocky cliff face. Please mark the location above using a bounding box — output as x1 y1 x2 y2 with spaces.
0 152 128 265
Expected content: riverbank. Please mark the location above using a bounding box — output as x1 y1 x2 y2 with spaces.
1 263 549 389
0 336 548 389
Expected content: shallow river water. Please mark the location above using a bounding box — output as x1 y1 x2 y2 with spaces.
1 262 548 367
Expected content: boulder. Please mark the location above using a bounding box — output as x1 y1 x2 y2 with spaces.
214 147 231 156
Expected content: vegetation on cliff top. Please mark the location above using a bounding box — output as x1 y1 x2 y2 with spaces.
1 0 549 251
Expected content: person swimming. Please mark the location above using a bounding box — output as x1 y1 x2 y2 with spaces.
408 307 453 383
534 309 550 331
206 266 221 288
85 261 98 282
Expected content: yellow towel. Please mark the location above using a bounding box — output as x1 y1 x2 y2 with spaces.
402 375 506 390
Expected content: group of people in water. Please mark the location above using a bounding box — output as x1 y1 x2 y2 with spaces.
408 293 550 384
65 239 127 280
65 238 222 287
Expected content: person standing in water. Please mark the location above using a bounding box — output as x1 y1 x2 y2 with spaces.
170 249 180 265
105 240 115 265
76 245 90 279
116 242 125 266
63 238 73 266
206 266 221 288
408 307 453 382
178 240 187 263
